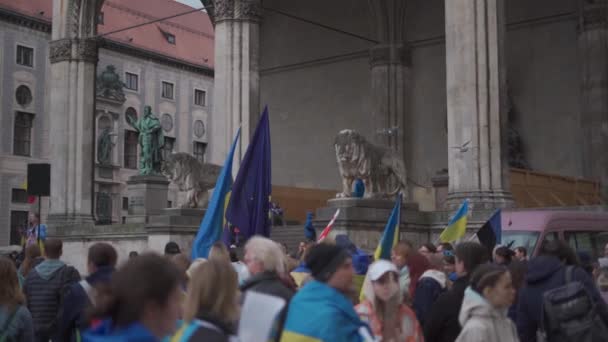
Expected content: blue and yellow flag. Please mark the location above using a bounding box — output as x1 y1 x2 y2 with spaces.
439 199 469 243
191 128 240 260
374 193 402 261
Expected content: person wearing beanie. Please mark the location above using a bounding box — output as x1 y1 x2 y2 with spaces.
280 244 373 342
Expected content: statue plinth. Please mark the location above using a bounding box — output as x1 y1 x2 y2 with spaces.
126 175 169 223
314 198 424 252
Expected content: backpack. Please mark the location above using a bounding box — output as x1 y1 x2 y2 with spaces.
538 266 608 342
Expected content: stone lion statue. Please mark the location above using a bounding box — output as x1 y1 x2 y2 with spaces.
161 153 221 208
334 129 407 199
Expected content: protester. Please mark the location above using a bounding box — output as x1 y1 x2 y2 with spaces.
514 247 527 262
516 240 608 341
58 243 117 342
418 243 437 257
240 236 294 302
404 251 431 300
455 264 518 342
291 244 312 288
83 253 182 342
229 245 250 285
356 260 424 342
209 242 231 263
280 244 373 341
24 212 46 248
436 242 453 254
597 268 608 304
18 243 42 287
442 249 458 283
424 242 489 342
506 260 528 323
391 241 413 298
186 258 207 280
494 246 514 266
413 253 447 326
172 259 238 341
164 242 181 256
24 238 80 342
171 254 191 289
129 251 139 259
0 257 34 342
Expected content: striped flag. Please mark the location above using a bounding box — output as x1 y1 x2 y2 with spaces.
317 209 340 242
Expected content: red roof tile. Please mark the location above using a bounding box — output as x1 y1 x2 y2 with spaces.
0 0 214 68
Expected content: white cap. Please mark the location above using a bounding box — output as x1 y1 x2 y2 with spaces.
368 259 398 281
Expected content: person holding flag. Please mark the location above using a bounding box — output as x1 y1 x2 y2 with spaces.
23 212 46 253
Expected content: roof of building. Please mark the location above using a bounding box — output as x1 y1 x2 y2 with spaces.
0 0 214 69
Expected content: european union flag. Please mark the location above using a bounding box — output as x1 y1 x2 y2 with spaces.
477 209 502 254
191 129 240 260
226 107 272 239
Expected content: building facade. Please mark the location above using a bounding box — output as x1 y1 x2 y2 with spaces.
0 0 214 246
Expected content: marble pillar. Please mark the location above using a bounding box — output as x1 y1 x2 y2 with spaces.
209 0 262 172
367 1 409 154
444 0 513 209
579 0 608 202
47 0 103 231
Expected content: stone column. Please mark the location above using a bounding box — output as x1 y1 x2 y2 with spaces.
209 0 261 171
444 0 513 209
47 0 103 231
367 0 409 153
579 0 608 202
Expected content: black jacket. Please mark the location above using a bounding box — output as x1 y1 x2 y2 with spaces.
240 271 294 303
423 275 469 342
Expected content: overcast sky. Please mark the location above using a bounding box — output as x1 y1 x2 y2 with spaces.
174 0 203 9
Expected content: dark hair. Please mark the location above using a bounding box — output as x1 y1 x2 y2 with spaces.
92 253 181 328
438 242 454 251
455 242 490 274
420 243 437 253
164 241 181 255
539 240 580 266
514 246 527 257
44 238 63 259
508 260 528 292
88 243 118 268
20 243 41 277
129 251 138 258
495 246 515 264
470 263 509 294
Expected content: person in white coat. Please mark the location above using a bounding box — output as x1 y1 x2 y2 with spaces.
456 263 519 342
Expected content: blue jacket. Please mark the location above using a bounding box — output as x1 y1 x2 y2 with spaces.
413 270 447 327
58 266 114 342
516 255 608 342
83 320 159 342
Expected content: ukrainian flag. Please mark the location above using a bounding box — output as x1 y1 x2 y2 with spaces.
439 199 469 243
374 194 402 261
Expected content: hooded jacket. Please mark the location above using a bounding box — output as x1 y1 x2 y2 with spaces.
455 287 519 342
516 255 608 342
83 320 159 342
23 259 80 336
0 305 34 342
413 269 447 326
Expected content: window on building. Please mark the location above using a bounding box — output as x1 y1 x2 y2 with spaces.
16 45 33 67
125 72 138 91
98 11 104 25
13 112 33 156
163 137 175 161
162 81 174 99
15 85 32 106
124 130 138 169
11 189 28 203
125 107 138 125
10 211 28 245
122 197 129 211
194 89 206 106
193 142 207 163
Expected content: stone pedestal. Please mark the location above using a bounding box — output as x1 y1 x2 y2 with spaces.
146 208 206 257
444 0 514 210
126 175 169 223
314 198 426 251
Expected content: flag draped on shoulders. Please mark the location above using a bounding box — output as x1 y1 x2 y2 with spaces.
439 199 469 243
226 107 272 239
191 129 240 260
374 194 402 261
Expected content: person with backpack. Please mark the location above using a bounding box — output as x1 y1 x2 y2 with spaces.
455 263 518 342
23 238 80 342
57 243 117 342
516 240 608 342
0 256 34 342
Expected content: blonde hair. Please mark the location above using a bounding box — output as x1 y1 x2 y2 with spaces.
183 258 239 323
245 236 285 273
393 241 413 259
209 242 230 263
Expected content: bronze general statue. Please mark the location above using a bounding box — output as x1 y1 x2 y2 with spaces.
127 105 164 175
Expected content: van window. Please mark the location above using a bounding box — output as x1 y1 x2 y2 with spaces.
565 231 606 259
502 231 539 253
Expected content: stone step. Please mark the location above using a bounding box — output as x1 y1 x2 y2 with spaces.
270 225 306 254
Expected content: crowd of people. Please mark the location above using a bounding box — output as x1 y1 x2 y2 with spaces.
2 233 608 341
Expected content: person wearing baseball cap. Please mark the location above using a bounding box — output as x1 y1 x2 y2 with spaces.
356 260 424 342
280 244 373 342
